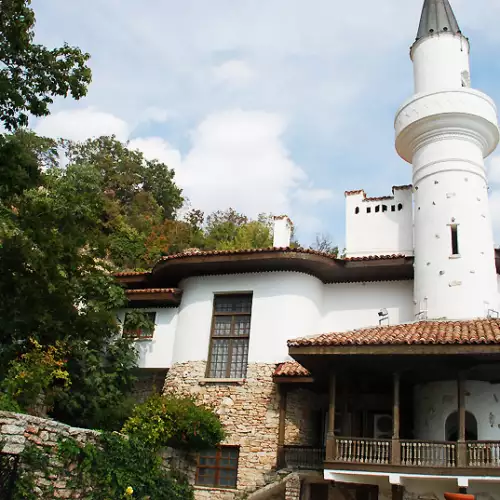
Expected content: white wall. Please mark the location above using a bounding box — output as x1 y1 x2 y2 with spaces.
345 188 413 258
171 272 324 365
321 281 414 332
117 307 178 369
414 380 500 441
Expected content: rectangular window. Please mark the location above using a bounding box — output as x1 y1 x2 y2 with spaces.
196 447 239 489
123 311 156 339
451 224 459 255
208 294 252 378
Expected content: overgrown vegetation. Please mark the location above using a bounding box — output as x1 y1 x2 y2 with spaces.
122 394 226 451
56 433 194 500
7 394 225 499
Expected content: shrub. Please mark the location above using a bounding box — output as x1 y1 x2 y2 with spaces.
122 394 225 451
58 433 194 500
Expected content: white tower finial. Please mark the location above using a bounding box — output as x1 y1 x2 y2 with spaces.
395 0 500 320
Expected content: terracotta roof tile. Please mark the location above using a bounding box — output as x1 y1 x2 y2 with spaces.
288 319 500 348
159 247 406 263
125 288 181 295
273 362 311 377
115 271 151 277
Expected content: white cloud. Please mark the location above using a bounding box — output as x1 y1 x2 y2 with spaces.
128 136 181 169
178 109 307 217
293 188 334 204
139 107 172 124
34 107 130 142
213 60 256 87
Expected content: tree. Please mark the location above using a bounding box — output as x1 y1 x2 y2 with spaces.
203 208 273 251
0 0 92 130
60 136 184 269
0 141 138 429
311 233 339 256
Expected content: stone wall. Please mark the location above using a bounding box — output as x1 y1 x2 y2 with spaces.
163 361 281 499
0 411 99 498
285 388 326 446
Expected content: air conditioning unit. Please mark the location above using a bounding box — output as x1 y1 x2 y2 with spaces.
373 414 393 439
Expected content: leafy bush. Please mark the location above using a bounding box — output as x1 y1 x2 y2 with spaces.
58 433 194 500
122 394 225 451
0 339 70 414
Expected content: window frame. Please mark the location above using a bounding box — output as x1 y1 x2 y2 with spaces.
195 446 239 489
122 310 157 340
206 293 252 379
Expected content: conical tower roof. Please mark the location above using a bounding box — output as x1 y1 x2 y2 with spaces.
415 0 461 41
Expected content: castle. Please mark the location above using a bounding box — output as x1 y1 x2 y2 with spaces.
117 1 500 498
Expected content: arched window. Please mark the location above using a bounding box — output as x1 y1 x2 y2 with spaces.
355 207 360 214
397 203 403 211
366 207 371 214
375 205 380 213
382 205 388 212
391 205 396 212
445 411 478 441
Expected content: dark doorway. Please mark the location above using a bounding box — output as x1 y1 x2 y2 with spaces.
310 483 329 499
336 482 379 500
445 411 478 441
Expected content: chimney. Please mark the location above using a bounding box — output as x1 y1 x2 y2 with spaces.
273 216 293 248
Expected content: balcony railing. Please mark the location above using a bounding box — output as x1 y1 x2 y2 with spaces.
335 438 391 465
468 441 500 467
401 440 456 467
278 446 325 470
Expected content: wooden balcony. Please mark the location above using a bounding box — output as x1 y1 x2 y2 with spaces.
325 437 500 475
278 445 325 470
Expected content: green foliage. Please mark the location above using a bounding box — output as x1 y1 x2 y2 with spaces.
12 444 51 500
57 433 194 500
0 0 91 130
310 233 339 256
0 140 138 430
0 338 70 413
122 394 226 451
203 209 273 251
123 310 156 335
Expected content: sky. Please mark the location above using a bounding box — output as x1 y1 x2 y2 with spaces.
30 0 500 247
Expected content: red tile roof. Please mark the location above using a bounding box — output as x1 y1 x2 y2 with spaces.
115 270 151 277
159 247 406 262
125 288 180 295
288 319 500 348
273 361 311 377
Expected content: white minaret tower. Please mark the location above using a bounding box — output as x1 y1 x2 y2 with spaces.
395 0 500 320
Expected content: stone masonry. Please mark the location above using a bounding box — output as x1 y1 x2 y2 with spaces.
163 361 281 499
0 411 99 498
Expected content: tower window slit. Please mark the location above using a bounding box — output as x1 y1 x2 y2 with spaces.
451 224 459 255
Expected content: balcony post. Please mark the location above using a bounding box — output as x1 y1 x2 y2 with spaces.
277 385 287 469
457 372 467 467
392 371 401 465
326 371 337 461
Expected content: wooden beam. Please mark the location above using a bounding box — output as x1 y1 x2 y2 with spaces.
326 371 337 461
392 372 401 465
457 372 467 467
277 386 287 469
273 377 315 384
289 344 500 356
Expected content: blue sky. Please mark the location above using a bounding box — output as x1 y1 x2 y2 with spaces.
30 0 500 247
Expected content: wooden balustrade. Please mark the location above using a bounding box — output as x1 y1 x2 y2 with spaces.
467 441 500 467
335 437 391 464
278 446 325 470
401 440 456 467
